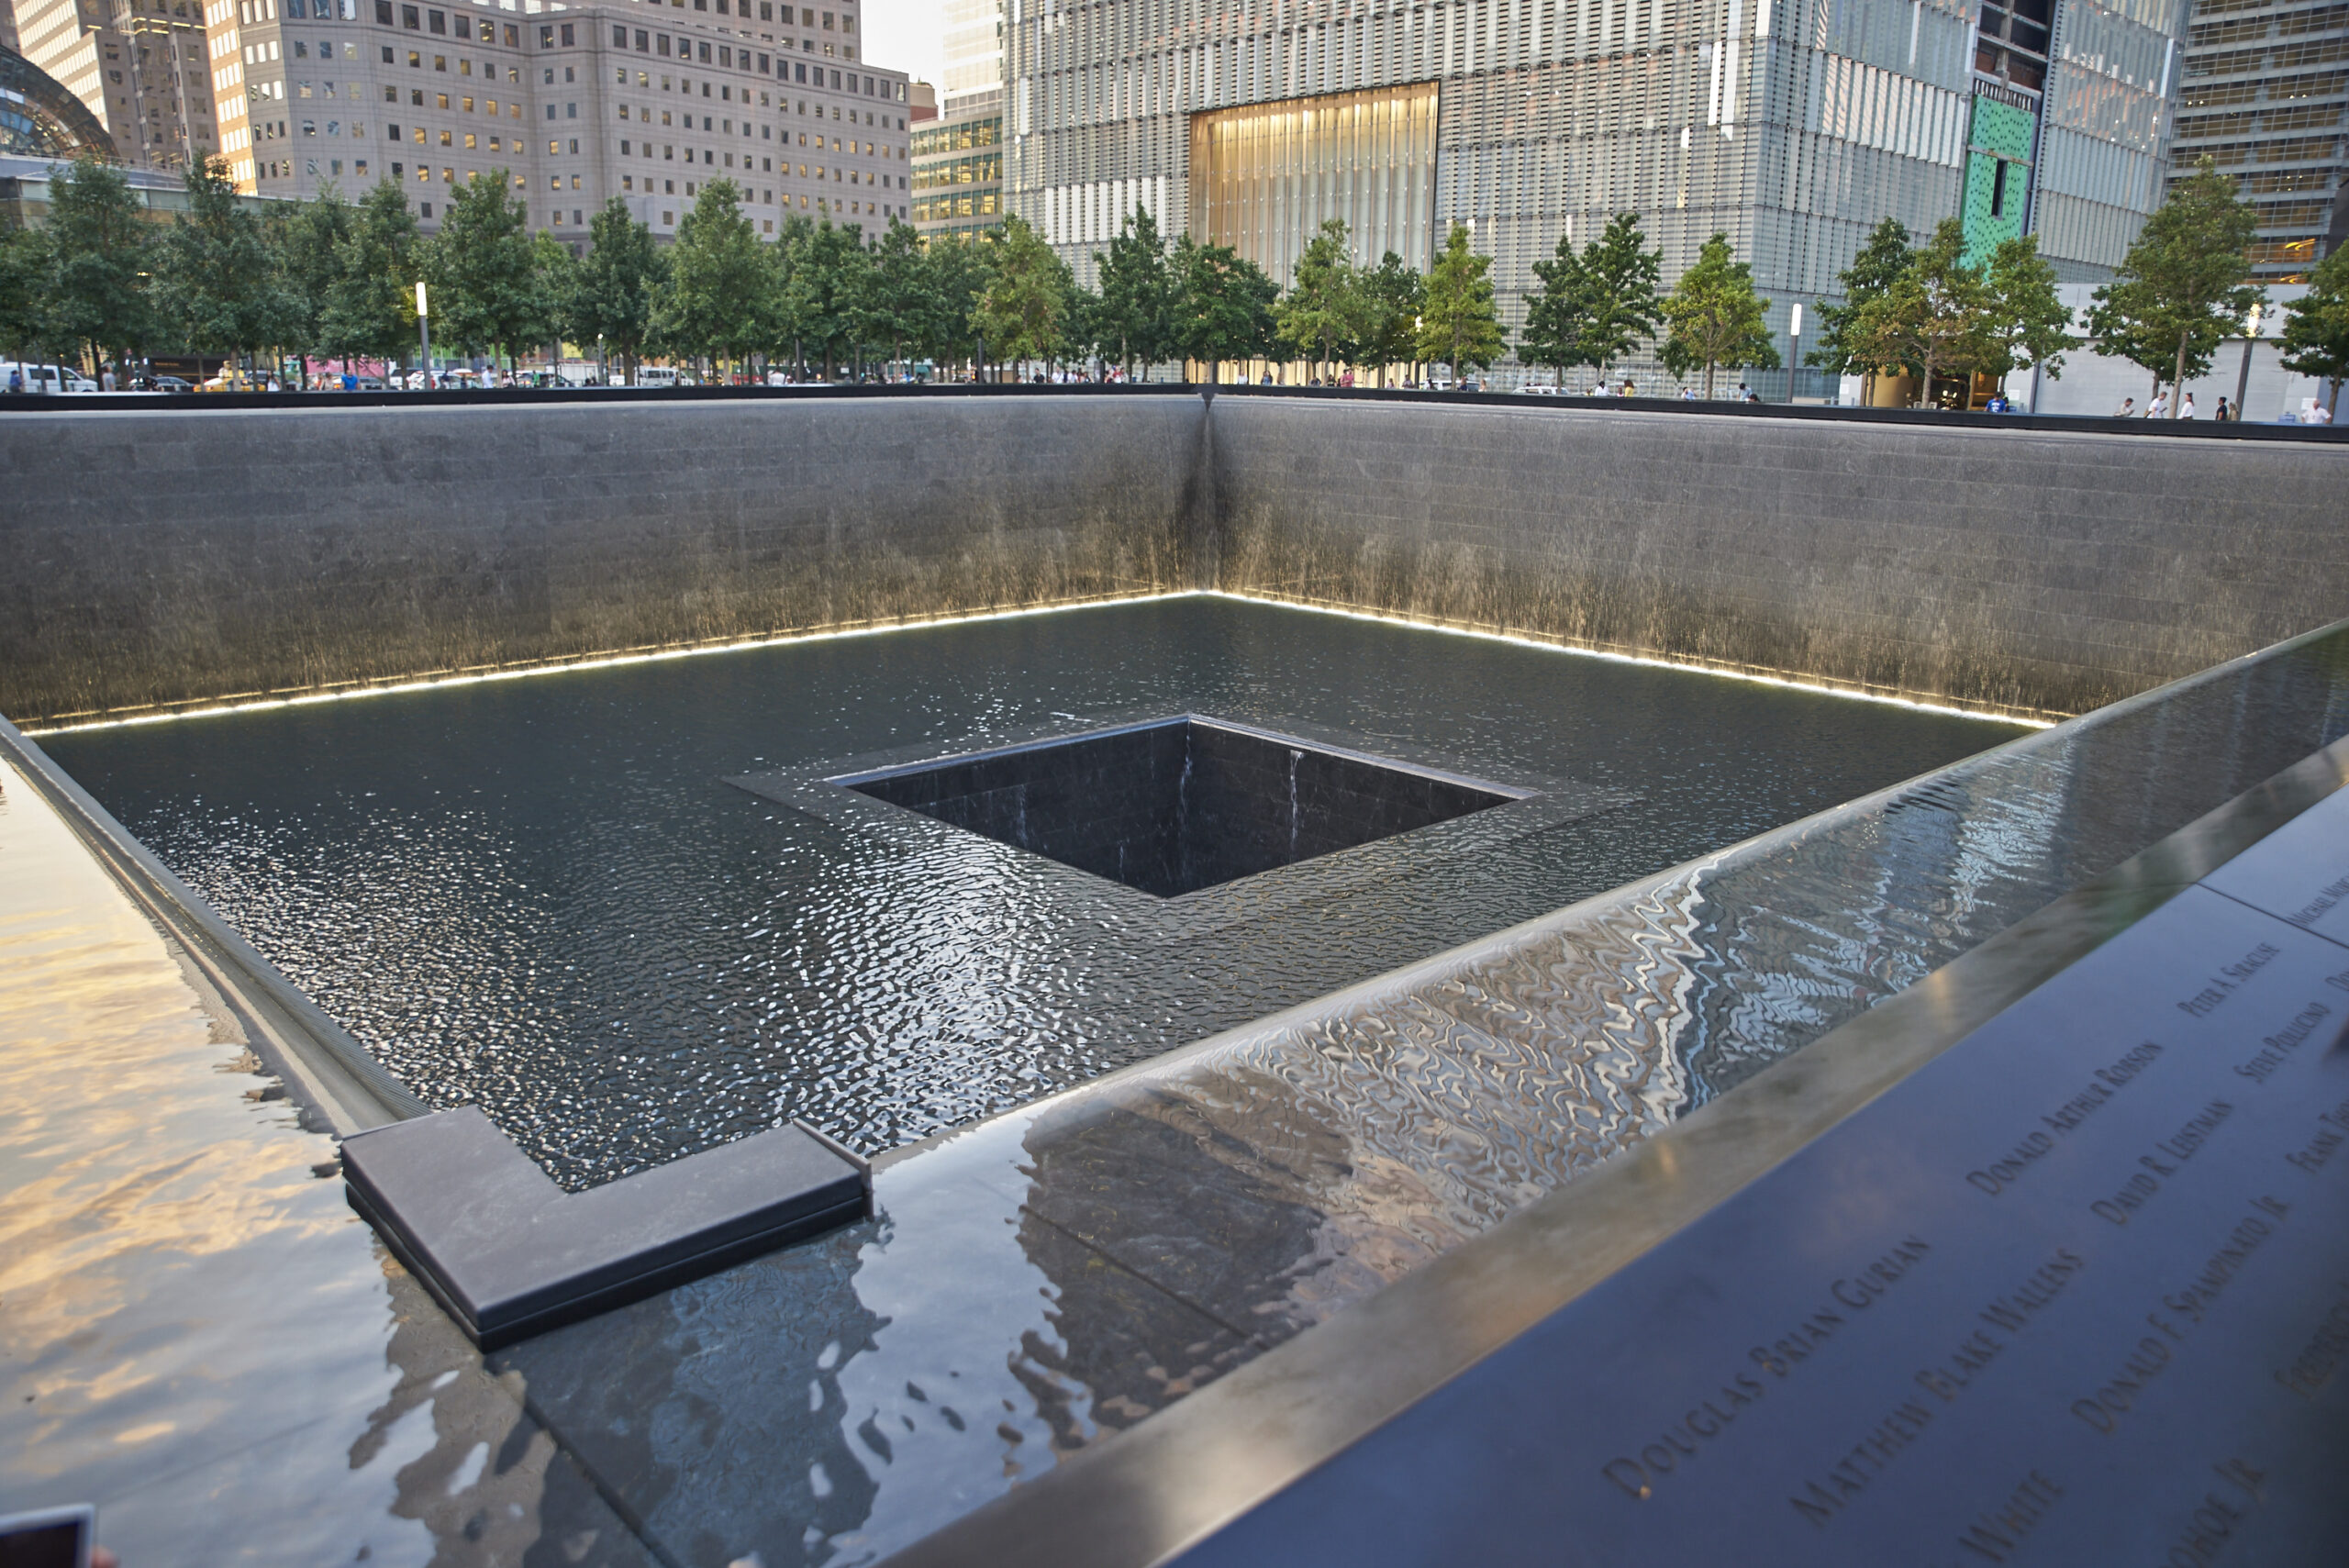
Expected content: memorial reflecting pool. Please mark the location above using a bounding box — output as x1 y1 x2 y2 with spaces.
39 596 2024 1186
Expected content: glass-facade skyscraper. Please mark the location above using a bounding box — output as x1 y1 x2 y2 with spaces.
1003 0 2189 384
914 0 1007 237
2168 0 2345 284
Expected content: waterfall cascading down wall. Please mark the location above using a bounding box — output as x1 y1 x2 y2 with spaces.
4 395 2347 727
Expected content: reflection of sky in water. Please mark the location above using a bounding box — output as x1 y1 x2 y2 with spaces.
0 756 642 1564
39 598 2023 1187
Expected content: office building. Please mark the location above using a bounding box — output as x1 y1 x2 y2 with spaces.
911 0 1000 238
10 0 224 168
2168 0 2345 282
1002 0 2188 387
197 0 910 241
910 93 997 235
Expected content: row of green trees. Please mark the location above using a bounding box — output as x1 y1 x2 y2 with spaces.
7 150 2343 402
1804 217 2069 401
1803 159 2349 414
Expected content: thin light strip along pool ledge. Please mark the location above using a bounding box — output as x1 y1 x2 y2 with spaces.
20 589 2056 737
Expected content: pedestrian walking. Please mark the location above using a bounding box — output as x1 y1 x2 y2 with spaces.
2114 396 2134 417
2146 390 2169 418
2214 397 2232 422
2179 393 2197 419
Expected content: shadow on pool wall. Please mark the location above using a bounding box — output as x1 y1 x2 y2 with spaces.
4 393 2347 726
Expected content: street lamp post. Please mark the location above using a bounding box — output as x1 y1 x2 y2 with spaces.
416 280 431 390
1787 303 1803 404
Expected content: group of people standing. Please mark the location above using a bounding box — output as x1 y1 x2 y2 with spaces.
2112 390 2334 423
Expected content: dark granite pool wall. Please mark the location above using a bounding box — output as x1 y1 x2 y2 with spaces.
0 396 1200 722
1208 397 2349 719
6 392 2348 724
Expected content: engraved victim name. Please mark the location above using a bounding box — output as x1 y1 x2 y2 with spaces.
1598 1237 1932 1501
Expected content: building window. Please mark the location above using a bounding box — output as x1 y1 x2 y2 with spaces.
427 7 442 31
401 3 417 26
420 199 431 215
560 21 573 45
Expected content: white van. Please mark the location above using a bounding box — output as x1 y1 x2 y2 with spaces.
0 361 98 394
633 365 680 389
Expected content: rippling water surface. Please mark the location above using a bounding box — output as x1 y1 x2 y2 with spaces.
42 598 2023 1184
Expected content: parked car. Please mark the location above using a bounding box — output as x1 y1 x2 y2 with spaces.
1521 384 1560 396
150 374 193 393
1 361 97 393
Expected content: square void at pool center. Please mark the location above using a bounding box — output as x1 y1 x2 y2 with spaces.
39 598 2025 1187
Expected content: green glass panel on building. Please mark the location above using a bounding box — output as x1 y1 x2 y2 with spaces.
1962 93 2038 263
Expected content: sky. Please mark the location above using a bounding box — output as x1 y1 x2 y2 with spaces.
863 0 947 98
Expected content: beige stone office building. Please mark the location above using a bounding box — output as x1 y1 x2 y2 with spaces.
199 0 911 239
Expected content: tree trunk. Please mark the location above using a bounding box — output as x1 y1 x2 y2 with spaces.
2172 333 2189 418
1703 358 1716 399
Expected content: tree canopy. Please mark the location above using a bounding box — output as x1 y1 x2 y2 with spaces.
1808 217 1911 381
2277 238 2348 417
152 157 284 368
567 198 663 377
1659 231 1778 397
1521 212 1662 385
424 171 546 372
1092 206 1176 375
1416 223 1505 381
971 214 1072 372
1275 217 1362 378
2087 157 2263 415
43 157 150 372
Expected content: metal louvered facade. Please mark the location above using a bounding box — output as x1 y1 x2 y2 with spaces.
1004 0 2188 385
